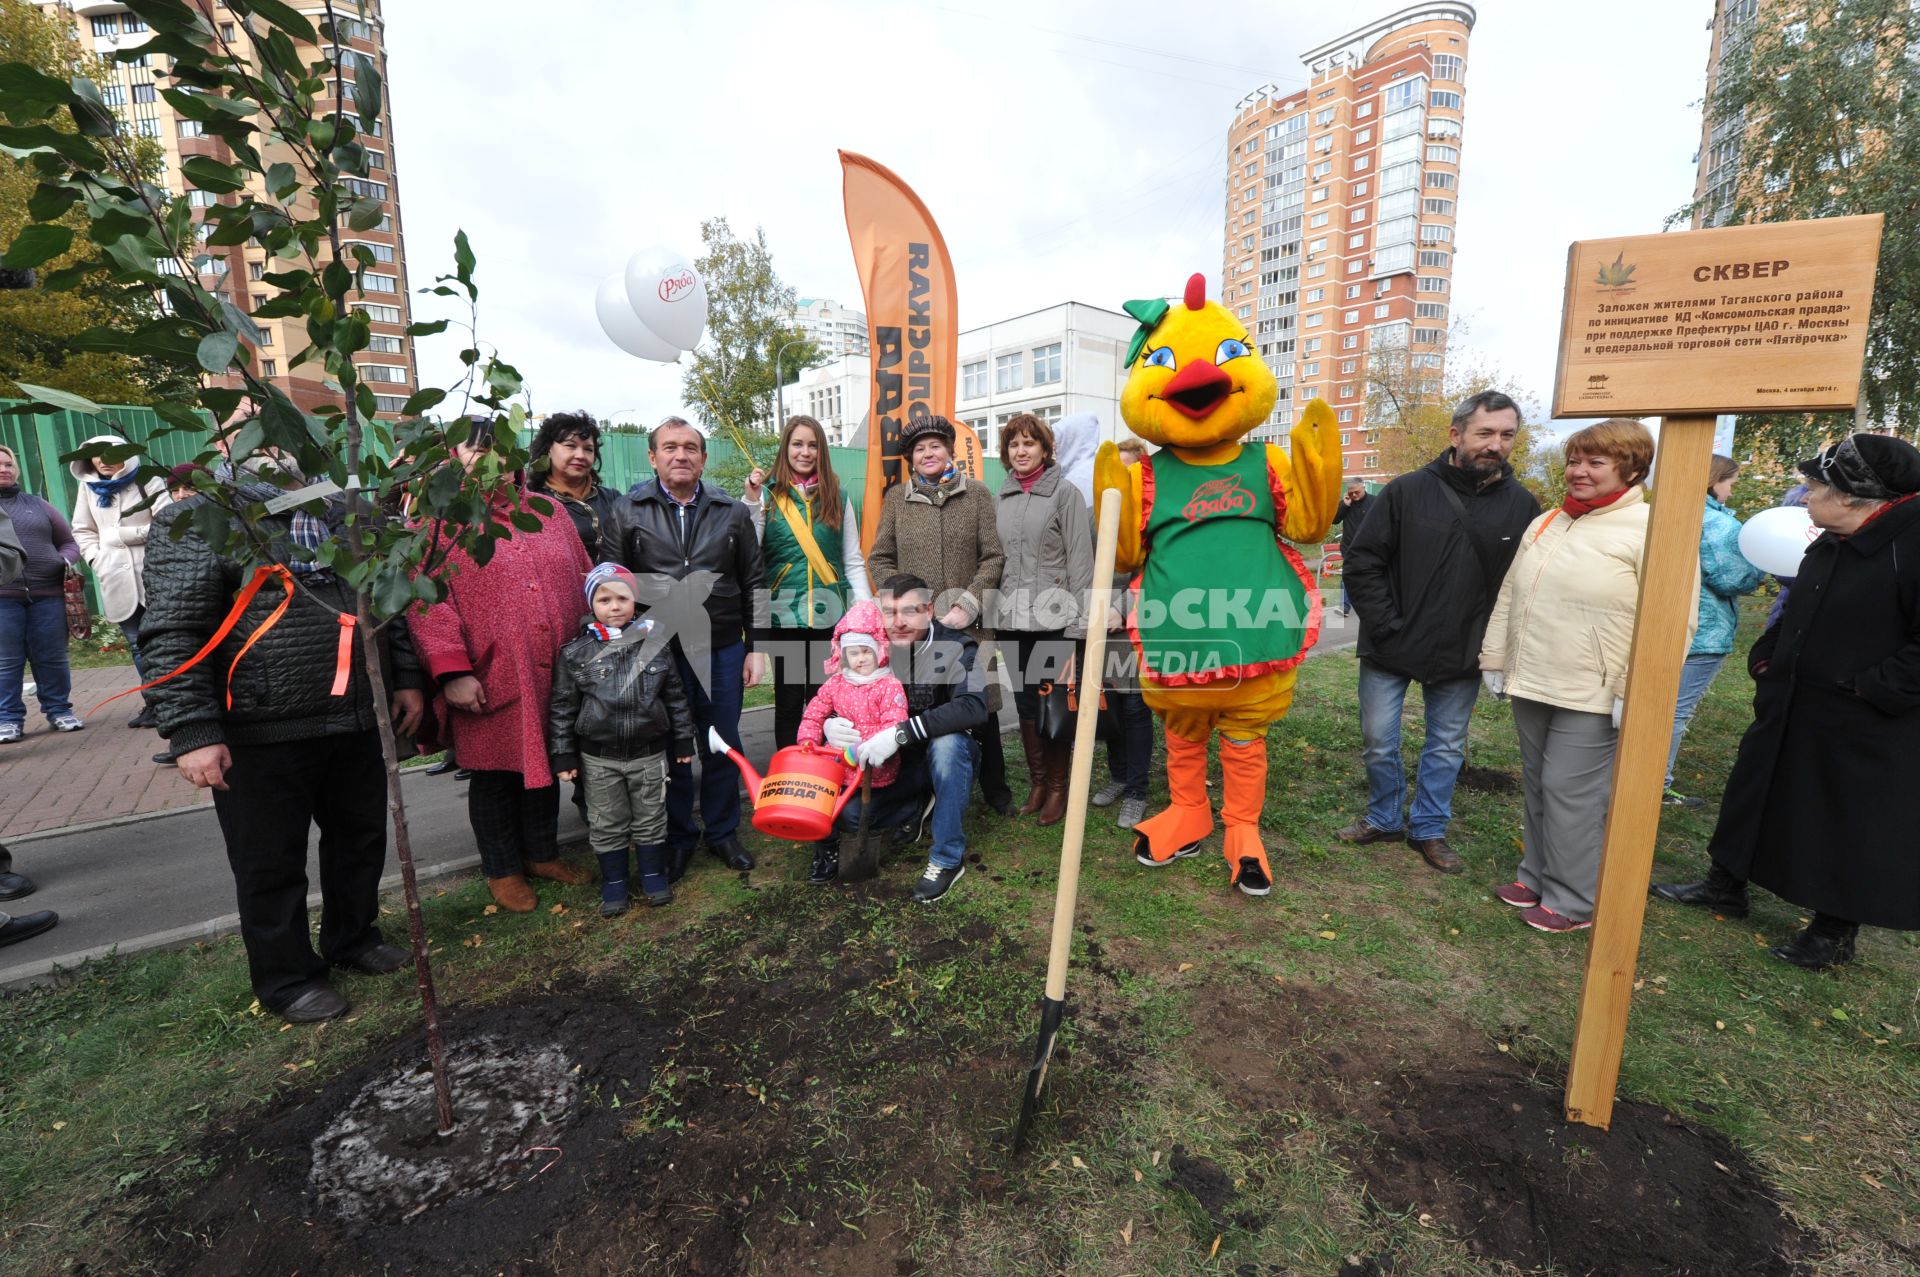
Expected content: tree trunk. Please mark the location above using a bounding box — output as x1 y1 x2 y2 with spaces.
357 599 456 1134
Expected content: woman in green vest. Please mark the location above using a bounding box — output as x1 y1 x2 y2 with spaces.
744 416 871 747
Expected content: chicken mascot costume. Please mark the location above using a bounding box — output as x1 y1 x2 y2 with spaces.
1093 273 1339 897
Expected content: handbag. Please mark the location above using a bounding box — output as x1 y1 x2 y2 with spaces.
63 567 92 641
1038 676 1116 742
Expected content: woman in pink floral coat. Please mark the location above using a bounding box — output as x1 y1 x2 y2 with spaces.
409 429 594 912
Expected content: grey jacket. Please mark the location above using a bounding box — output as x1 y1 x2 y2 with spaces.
0 507 22 588
991 463 1094 639
547 620 695 774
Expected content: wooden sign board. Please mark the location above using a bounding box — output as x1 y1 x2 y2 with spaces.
1552 213 1883 419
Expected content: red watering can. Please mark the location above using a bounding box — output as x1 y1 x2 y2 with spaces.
708 727 864 842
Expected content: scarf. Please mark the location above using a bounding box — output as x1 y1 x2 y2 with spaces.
913 464 960 494
1847 491 1917 536
1561 486 1632 519
0 483 18 499
86 465 142 507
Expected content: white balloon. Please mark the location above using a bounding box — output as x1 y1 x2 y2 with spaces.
1737 505 1819 577
624 245 709 351
595 273 681 362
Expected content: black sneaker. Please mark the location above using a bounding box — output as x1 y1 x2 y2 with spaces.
910 860 964 904
1662 788 1705 808
808 844 840 885
1234 857 1272 897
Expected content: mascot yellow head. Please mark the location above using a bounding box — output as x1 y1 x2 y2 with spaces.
1119 273 1278 450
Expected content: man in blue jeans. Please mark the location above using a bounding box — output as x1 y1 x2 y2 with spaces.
816 574 987 903
601 417 766 881
1337 391 1541 872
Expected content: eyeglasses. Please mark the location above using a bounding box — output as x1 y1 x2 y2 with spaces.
1816 435 1885 498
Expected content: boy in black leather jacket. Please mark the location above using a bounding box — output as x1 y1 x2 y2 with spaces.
548 564 694 914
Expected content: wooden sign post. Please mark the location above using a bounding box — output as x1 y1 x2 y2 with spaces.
1551 213 1883 1130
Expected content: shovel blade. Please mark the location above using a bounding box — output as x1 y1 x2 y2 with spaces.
1011 996 1067 1153
835 775 879 884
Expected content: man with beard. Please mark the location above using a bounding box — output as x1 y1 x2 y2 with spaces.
1336 391 1541 871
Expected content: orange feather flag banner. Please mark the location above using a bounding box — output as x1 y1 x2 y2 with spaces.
839 150 984 554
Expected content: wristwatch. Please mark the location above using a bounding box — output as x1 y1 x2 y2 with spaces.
894 723 913 748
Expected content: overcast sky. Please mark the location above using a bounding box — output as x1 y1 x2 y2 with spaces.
385 0 1714 430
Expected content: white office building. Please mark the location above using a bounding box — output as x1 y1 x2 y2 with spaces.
780 355 870 447
955 302 1136 458
786 297 871 359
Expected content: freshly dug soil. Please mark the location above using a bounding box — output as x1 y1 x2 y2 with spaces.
135 903 1032 1277
1191 982 1809 1277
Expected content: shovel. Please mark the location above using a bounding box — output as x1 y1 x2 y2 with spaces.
836 769 879 884
1013 489 1122 1153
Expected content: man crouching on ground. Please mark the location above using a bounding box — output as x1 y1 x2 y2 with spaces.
815 573 987 903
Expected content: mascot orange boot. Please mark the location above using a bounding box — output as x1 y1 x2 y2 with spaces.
1093 273 1339 896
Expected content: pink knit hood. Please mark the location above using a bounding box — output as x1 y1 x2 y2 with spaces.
824 599 891 677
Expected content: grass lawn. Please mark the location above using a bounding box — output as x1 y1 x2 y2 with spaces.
3 600 1914 1275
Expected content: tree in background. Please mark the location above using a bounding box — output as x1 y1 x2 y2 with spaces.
0 0 190 403
1687 0 1918 464
1364 323 1560 505
1 0 540 1132
681 216 819 446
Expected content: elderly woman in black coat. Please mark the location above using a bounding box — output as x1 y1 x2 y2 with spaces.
1651 433 1920 970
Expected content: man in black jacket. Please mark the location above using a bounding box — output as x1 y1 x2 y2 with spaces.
141 474 425 1023
814 573 987 903
1338 391 1540 872
1331 478 1374 617
600 417 766 878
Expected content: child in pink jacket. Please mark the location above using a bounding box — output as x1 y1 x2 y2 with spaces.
798 600 908 789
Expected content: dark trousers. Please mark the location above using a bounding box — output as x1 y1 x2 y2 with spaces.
670 639 745 849
1106 688 1153 797
209 730 387 1012
766 626 833 749
467 770 560 877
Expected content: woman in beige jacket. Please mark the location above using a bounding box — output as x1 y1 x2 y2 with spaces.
70 434 170 725
1479 419 1692 933
866 414 1011 813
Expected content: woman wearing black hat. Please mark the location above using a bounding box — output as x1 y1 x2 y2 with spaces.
1652 433 1920 969
866 415 1013 814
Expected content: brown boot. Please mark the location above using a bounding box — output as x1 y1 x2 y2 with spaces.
526 858 593 886
487 873 537 913
1016 719 1047 816
1036 737 1071 826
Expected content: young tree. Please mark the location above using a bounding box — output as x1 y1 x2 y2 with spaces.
0 0 190 403
1363 324 1557 502
0 0 539 1132
1689 0 1919 443
681 216 819 436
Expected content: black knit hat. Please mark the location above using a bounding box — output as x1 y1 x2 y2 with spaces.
899 414 956 451
1797 433 1920 499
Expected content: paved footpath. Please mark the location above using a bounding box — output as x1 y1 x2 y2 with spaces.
0 616 1357 986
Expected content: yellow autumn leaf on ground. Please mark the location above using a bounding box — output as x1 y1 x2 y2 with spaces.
1177 962 1194 973
1209 1235 1221 1258
1120 1219 1134 1246
1133 1167 1143 1182
483 904 499 916
1071 1155 1087 1170
51 1121 66 1131
1318 930 1338 941
549 903 568 915
1715 1021 1726 1030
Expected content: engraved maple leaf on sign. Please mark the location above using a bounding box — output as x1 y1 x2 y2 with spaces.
1596 252 1637 287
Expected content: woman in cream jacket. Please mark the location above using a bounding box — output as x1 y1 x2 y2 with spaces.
70 434 170 722
1479 418 1694 933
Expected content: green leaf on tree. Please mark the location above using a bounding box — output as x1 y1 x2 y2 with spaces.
346 197 384 232
3 224 72 269
264 162 298 200
400 388 445 417
182 155 247 194
66 78 115 137
196 330 239 373
233 0 318 44
0 63 76 119
352 59 382 131
14 382 105 415
406 319 449 338
26 182 78 222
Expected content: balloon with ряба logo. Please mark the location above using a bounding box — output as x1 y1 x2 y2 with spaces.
624 245 709 351
595 272 681 362
1737 505 1818 577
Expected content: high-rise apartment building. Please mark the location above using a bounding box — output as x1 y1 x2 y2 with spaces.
1222 3 1474 478
786 296 871 359
36 0 418 417
1692 0 1762 229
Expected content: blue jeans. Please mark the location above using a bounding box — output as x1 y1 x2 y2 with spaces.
119 604 147 680
0 595 74 725
1105 689 1153 798
825 732 978 868
668 639 744 849
1665 652 1727 789
1358 660 1480 840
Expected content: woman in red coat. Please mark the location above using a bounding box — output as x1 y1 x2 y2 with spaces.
409 425 593 912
